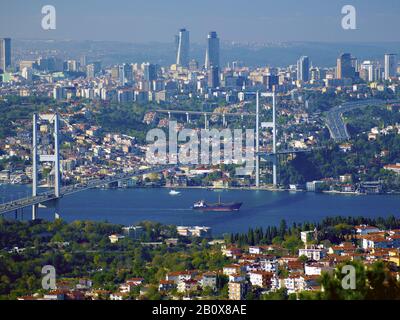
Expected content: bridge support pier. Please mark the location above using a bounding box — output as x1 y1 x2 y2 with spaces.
54 199 60 220
222 114 227 127
272 155 277 187
32 204 38 220
204 113 208 130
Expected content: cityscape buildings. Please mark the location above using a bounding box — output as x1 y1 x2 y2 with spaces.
0 18 400 303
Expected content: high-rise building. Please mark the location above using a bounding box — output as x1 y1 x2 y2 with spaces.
265 74 279 90
123 63 133 83
21 67 33 82
143 62 157 82
384 53 397 80
118 65 125 84
189 59 198 71
297 56 310 82
205 31 220 69
0 38 11 73
207 65 220 88
360 61 376 82
86 64 95 79
336 53 355 79
176 28 189 68
80 55 87 67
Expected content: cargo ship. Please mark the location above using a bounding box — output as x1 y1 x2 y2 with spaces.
192 195 242 212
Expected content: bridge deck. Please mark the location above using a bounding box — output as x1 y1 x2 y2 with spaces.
0 165 175 215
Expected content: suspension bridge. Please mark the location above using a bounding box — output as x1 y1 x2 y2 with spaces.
0 92 321 219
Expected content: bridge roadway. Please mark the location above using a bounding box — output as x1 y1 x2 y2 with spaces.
0 165 175 215
257 147 322 157
325 99 400 141
154 109 256 117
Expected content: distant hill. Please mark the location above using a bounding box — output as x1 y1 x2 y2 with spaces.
12 39 400 68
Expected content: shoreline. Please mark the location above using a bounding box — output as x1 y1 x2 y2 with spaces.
3 182 400 196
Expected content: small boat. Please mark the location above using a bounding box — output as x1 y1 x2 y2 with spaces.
169 190 181 195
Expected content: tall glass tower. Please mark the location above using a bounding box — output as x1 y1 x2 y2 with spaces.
384 53 397 80
205 31 219 70
0 38 11 73
336 53 354 79
176 28 190 68
297 56 310 82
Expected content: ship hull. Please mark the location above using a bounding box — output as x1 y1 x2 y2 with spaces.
192 202 242 212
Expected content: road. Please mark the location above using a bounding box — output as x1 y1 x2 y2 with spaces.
325 99 400 141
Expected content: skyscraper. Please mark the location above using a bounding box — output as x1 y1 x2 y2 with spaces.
205 31 220 69
336 53 355 79
297 56 310 82
384 53 397 80
207 65 220 88
0 38 11 73
118 65 125 84
143 63 157 82
176 28 189 68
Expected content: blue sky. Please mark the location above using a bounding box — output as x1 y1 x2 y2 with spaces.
1 0 399 43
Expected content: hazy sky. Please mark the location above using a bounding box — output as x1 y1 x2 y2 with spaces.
1 0 399 43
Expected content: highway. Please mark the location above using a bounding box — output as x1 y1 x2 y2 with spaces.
155 109 256 117
257 147 322 157
325 99 400 141
0 165 176 215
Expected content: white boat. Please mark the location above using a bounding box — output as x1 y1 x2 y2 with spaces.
169 190 181 195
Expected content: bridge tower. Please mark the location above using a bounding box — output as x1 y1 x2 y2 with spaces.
32 113 61 220
257 91 277 188
272 92 277 186
255 92 260 188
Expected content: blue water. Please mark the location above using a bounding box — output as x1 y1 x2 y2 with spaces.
1 184 400 235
